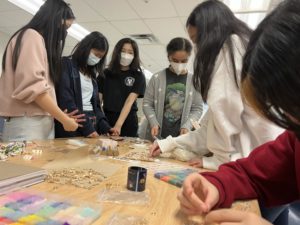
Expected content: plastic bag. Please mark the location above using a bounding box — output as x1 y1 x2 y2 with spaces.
106 214 148 225
98 189 150 205
160 147 197 162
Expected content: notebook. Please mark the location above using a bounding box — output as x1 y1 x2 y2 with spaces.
0 161 47 195
154 168 198 188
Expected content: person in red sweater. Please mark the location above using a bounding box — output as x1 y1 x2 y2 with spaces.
177 0 300 224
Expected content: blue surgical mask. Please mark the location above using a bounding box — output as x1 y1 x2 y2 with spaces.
87 52 101 66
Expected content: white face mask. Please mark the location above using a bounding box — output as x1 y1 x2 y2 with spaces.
87 52 101 66
120 52 134 66
170 62 188 75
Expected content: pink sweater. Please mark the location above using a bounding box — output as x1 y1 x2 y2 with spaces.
0 29 56 117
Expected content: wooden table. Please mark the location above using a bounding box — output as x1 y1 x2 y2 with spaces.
6 137 260 225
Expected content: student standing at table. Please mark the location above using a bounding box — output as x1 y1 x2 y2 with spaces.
142 37 203 141
177 1 300 224
55 31 118 138
149 0 283 170
0 0 79 142
97 38 146 137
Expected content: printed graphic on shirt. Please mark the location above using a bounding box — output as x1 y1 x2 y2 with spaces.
124 77 135 87
164 83 186 122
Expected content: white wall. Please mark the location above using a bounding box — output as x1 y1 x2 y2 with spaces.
0 31 10 75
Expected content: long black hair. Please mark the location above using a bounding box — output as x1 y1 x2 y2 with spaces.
166 37 192 57
2 0 75 84
108 38 142 74
71 31 109 78
241 0 300 137
186 0 251 101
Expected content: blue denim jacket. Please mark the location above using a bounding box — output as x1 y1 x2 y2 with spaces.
55 57 111 137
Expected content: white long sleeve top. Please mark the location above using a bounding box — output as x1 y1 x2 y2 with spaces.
157 35 284 170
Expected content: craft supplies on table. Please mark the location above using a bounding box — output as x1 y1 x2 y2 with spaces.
154 168 198 188
114 150 156 162
46 168 107 189
0 191 101 225
43 158 122 189
91 139 119 156
0 142 25 161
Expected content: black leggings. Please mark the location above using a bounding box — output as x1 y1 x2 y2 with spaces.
104 111 138 137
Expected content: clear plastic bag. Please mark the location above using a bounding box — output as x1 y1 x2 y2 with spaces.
98 189 150 205
106 214 149 225
160 147 197 162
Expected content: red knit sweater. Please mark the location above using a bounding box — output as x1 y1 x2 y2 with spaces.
202 131 299 208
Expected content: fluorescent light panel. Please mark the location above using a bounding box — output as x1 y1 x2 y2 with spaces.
7 0 90 40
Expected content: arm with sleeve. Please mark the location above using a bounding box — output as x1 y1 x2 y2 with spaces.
12 29 52 103
142 74 160 128
132 71 146 98
202 131 299 208
157 111 209 156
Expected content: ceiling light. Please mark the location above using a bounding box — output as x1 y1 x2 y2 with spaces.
67 24 90 41
7 0 90 40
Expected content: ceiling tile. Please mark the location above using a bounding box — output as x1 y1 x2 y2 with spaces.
0 10 32 27
145 18 188 45
67 0 105 22
0 1 20 12
111 20 151 35
0 31 10 47
0 26 19 35
171 0 203 17
140 45 166 60
80 21 124 45
85 0 139 20
128 0 177 19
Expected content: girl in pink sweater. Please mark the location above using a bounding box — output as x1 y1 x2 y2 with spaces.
0 0 79 141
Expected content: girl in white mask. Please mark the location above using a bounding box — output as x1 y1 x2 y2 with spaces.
55 31 118 138
141 37 203 141
97 38 146 137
